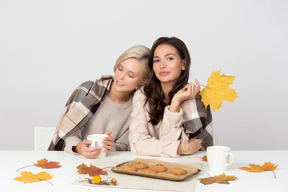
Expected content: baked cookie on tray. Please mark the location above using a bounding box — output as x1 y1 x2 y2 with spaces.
169 167 187 175
152 164 167 172
140 168 157 174
121 165 137 171
131 162 148 169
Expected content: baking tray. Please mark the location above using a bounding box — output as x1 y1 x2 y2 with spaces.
111 157 200 181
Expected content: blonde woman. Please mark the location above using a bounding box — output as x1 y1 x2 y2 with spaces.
49 45 151 159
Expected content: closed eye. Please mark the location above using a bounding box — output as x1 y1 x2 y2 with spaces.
128 73 136 78
117 65 124 71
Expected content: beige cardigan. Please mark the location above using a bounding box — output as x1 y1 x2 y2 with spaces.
129 88 213 158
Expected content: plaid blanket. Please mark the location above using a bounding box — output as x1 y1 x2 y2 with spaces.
181 94 213 150
48 75 113 151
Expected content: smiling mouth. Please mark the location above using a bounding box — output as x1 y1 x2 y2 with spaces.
116 80 124 86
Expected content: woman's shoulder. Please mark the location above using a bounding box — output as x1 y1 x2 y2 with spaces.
77 80 94 90
76 75 113 92
97 75 113 86
99 75 113 81
132 87 147 104
134 87 146 99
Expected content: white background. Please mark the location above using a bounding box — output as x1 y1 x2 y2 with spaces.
0 0 287 150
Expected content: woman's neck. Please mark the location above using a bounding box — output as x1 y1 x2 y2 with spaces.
161 82 174 104
108 81 130 104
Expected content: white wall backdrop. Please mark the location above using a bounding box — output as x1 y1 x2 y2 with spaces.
1 0 287 150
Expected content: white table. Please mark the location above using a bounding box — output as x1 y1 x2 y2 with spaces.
0 150 287 192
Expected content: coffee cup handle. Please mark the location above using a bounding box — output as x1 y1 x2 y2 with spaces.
89 141 97 147
226 153 234 167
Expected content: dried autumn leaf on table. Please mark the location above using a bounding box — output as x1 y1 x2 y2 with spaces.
14 171 53 183
17 158 61 172
202 155 207 162
77 163 107 176
239 162 278 172
199 173 237 185
239 162 278 179
34 158 61 169
199 70 238 111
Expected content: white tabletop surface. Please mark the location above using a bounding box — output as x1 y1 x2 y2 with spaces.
0 150 287 192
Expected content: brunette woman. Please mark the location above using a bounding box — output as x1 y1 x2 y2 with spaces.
129 37 213 157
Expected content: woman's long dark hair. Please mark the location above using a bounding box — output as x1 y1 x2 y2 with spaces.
144 37 191 125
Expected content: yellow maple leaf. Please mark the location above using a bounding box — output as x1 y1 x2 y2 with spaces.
14 171 53 183
199 70 238 111
239 162 278 172
239 162 278 179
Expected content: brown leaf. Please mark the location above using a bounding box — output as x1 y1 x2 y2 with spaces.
202 155 207 162
199 173 237 185
14 171 53 183
239 162 278 172
77 163 107 176
34 158 61 169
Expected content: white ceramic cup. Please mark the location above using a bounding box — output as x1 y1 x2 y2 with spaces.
207 146 234 175
87 134 107 158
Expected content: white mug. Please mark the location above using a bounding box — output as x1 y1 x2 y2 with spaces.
87 134 107 158
207 146 234 175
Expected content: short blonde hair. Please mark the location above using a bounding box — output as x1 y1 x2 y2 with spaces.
113 45 151 80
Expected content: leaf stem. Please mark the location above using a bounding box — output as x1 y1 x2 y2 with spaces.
272 171 277 179
200 84 206 87
44 180 53 186
102 166 114 170
200 169 212 177
17 165 35 172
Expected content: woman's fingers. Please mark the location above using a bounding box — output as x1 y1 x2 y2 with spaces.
195 79 200 86
82 139 91 146
103 145 113 153
103 136 114 146
184 83 199 98
84 147 101 158
102 136 114 153
195 79 201 93
79 143 102 158
104 130 112 136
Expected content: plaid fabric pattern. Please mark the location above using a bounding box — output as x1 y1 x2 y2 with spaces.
181 94 213 150
48 75 113 151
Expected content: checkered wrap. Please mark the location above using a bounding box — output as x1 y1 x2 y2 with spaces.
48 75 113 151
181 94 213 150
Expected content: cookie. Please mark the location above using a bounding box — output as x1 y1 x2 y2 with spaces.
131 162 148 169
163 171 175 175
121 165 137 171
151 164 167 172
140 168 157 174
169 167 187 175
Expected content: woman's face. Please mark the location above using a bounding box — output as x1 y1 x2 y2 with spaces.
113 58 144 94
153 44 186 87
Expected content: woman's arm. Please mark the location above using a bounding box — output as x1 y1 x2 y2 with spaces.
64 128 103 159
64 128 83 154
129 89 182 157
169 80 204 154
